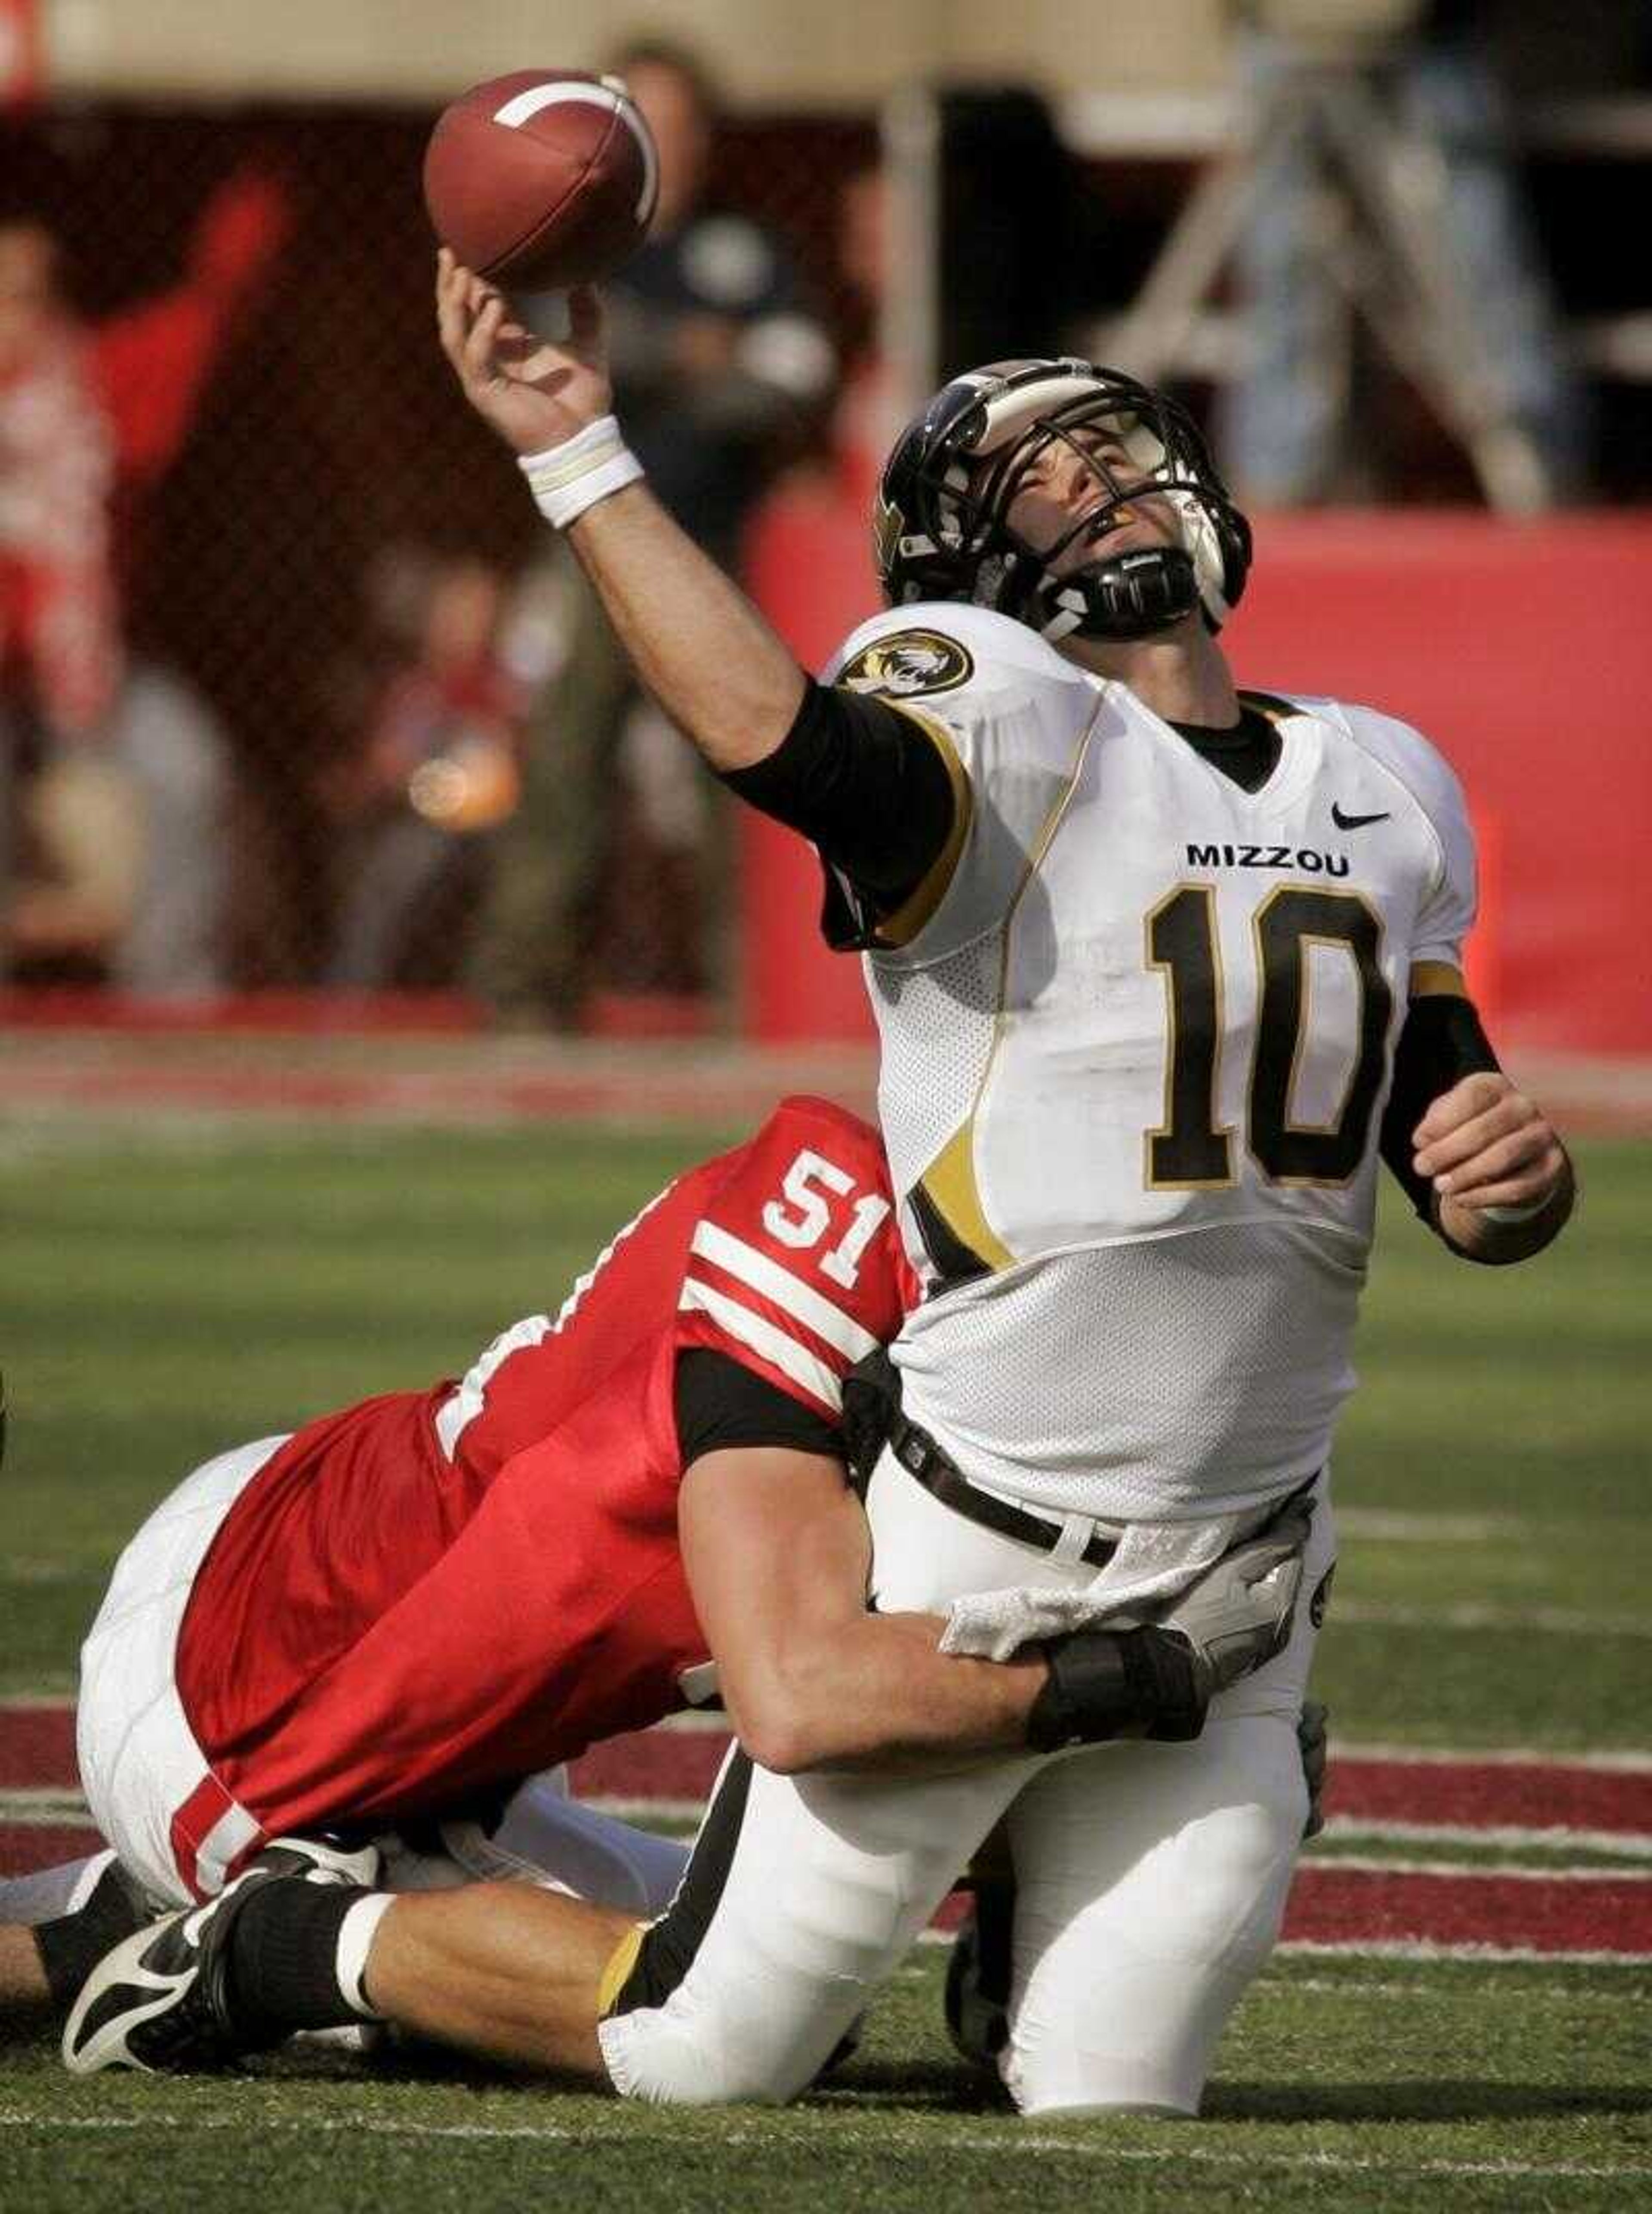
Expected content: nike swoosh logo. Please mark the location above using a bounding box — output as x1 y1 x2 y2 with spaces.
1331 804 1391 830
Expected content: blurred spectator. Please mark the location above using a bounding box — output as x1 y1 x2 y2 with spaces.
6 661 228 995
1215 0 1588 505
831 161 903 516
0 220 122 750
469 39 835 1027
322 549 522 992
0 167 288 989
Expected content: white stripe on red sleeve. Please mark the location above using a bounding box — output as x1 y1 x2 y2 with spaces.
687 1223 878 1362
678 1280 844 1412
435 1312 554 1460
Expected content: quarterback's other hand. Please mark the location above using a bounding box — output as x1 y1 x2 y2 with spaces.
1413 1070 1567 1217
436 249 612 457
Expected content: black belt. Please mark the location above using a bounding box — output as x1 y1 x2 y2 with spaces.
886 1408 1121 1571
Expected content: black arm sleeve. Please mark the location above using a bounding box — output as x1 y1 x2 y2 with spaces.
718 679 958 931
674 1347 845 1468
1379 992 1501 1219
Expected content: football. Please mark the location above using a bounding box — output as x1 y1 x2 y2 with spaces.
422 71 659 293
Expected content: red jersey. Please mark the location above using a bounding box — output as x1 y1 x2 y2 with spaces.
173 1098 912 1867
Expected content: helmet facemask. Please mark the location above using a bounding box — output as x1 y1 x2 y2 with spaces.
876 362 1252 644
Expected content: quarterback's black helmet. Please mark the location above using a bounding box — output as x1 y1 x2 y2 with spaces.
872 358 1252 643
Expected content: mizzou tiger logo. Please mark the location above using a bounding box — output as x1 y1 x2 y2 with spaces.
838 629 974 701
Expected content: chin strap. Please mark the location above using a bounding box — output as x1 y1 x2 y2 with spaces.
1027 546 1202 643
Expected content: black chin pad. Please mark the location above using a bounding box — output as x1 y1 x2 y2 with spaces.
1023 544 1187 642
1080 547 1200 638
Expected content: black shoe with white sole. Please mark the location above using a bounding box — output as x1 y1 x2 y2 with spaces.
21 1848 151 2017
944 1878 1014 2074
62 1836 378 2076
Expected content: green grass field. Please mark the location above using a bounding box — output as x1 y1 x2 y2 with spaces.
2 1956 1649 2213
1 1116 1649 2209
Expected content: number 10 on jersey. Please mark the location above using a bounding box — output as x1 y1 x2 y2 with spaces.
1145 883 1393 1190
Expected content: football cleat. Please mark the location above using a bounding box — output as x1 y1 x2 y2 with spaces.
62 1836 378 2076
815 2008 866 2083
1299 1698 1330 1840
944 1878 1014 2075
19 1847 153 2018
946 1699 1330 2072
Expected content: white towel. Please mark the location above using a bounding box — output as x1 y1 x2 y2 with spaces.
938 1508 1256 1660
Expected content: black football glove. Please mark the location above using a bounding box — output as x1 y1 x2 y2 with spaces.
1025 1498 1314 1753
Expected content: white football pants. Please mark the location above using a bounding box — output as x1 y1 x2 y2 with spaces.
600 1450 1335 2115
75 1433 690 1919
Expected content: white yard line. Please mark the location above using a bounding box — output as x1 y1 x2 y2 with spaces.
1337 1599 1652 1637
1335 1509 1528 1542
1318 1816 1652 1859
0 2109 1646 2179
0 1789 89 1825
1335 1740 1652 1771
912 1928 1652 1964
1294 1853 1652 1883
0 1787 706 1832
571 1796 703 1826
1273 1936 1652 1966
1261 1970 1649 1997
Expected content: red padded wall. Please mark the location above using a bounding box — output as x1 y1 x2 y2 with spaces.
743 497 1652 1058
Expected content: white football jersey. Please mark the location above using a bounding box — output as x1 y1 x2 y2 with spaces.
824 602 1477 1522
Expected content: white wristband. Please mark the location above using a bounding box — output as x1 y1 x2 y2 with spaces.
518 415 643 529
1479 1195 1551 1225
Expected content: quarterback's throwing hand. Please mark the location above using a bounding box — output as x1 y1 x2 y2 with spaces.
435 248 612 457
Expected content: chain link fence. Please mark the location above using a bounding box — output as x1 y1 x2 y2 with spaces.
3 87 1644 1017
0 101 874 1010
